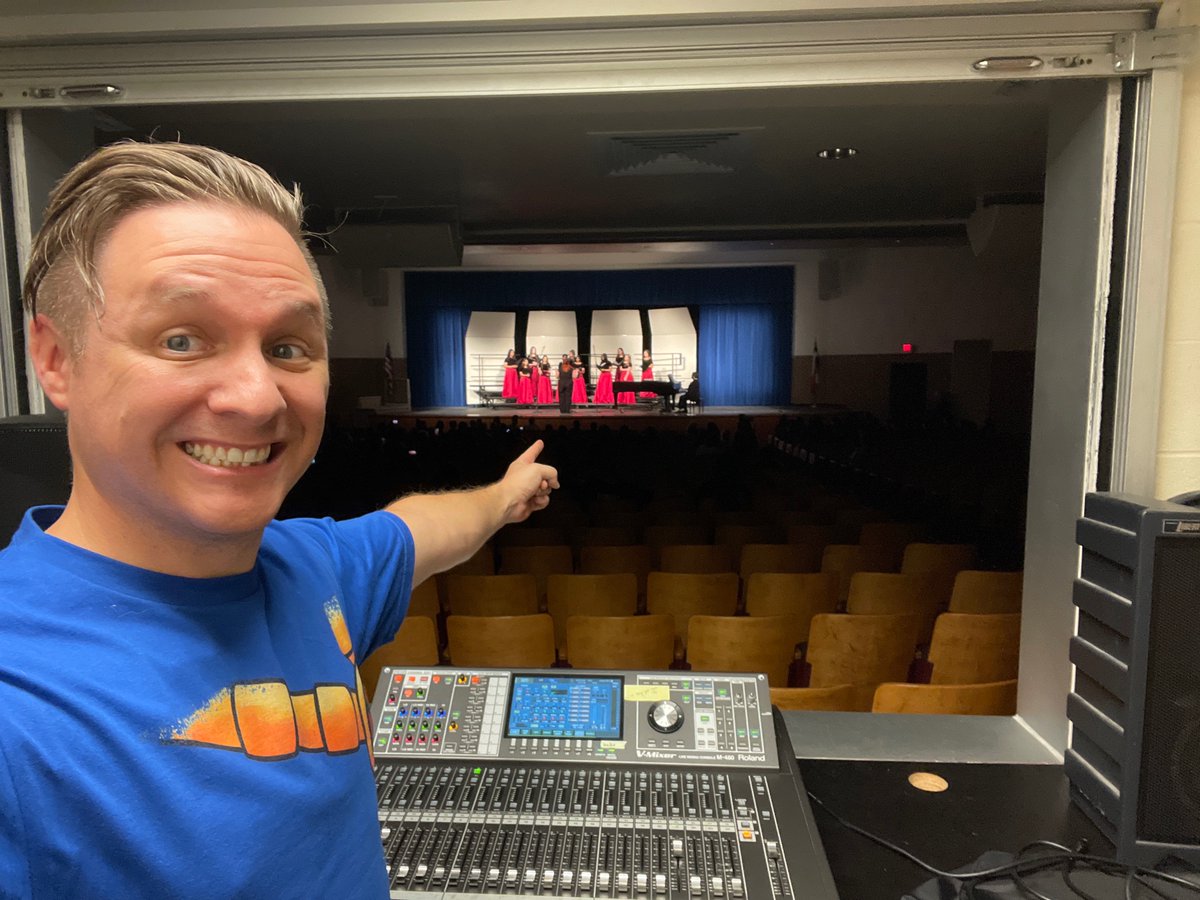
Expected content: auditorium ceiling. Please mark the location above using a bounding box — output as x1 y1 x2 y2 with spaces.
103 80 1052 245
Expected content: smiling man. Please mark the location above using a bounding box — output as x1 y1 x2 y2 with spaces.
0 142 558 898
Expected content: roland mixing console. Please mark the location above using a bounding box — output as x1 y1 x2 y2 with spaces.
369 668 838 899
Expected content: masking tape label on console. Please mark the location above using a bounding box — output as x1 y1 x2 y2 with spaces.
624 685 670 702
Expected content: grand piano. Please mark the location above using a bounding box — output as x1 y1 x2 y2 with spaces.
611 380 678 412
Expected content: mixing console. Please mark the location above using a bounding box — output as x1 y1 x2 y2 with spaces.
370 668 838 899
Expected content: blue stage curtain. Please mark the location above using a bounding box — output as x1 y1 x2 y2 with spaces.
404 267 793 407
407 305 471 407
698 303 791 406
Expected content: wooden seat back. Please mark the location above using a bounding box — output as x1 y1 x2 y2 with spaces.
928 613 1021 684
546 573 638 660
445 574 539 617
770 685 858 712
687 615 803 686
359 616 440 702
446 614 555 668
565 614 674 670
872 679 1018 715
807 613 920 710
646 572 739 658
948 571 1023 614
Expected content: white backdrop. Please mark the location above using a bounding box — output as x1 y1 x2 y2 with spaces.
527 310 579 361
648 307 697 385
464 311 516 395
591 309 643 375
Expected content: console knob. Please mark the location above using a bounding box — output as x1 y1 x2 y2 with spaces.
648 699 684 733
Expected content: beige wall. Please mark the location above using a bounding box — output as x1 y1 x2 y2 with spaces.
1155 1 1200 498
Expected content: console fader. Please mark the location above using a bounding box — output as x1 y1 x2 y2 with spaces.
370 668 838 899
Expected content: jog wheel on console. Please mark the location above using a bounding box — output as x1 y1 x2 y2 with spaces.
648 699 684 733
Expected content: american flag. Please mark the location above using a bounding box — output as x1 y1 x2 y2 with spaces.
810 341 820 403
383 342 394 403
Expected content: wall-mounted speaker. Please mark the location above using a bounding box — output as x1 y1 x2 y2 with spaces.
362 268 390 307
332 222 462 268
817 258 840 301
1067 492 1200 867
0 415 70 544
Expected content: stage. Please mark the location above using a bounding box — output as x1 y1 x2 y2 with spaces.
357 401 831 420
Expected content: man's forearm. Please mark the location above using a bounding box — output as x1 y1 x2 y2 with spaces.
385 485 508 588
384 440 559 591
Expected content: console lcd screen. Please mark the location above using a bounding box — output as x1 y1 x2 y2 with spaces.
506 674 623 740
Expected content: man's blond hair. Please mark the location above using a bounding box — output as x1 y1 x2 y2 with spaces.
23 141 328 353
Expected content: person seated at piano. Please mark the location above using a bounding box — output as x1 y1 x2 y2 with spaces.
676 372 700 413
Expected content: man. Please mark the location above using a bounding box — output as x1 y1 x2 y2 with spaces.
557 352 574 414
677 371 701 413
0 142 558 898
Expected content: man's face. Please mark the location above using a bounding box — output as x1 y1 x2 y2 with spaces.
50 201 328 553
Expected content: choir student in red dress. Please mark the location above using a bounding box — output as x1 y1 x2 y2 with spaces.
617 354 636 404
501 349 518 399
571 366 589 404
537 356 554 404
530 351 542 397
516 357 534 405
593 352 615 404
639 348 655 399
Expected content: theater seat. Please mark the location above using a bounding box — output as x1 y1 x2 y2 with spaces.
646 572 739 660
546 573 637 661
565 614 674 670
872 680 1018 716
359 616 441 702
769 685 858 712
445 574 539 617
687 615 803 686
446 614 556 668
805 613 920 711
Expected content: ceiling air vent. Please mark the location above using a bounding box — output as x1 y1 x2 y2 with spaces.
592 128 759 177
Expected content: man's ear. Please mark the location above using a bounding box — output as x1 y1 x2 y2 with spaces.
28 313 73 411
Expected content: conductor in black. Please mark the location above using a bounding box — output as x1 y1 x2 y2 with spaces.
557 354 573 414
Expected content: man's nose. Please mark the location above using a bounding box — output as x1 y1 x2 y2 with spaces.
206 346 287 421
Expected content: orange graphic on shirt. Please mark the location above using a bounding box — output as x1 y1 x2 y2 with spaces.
165 596 374 762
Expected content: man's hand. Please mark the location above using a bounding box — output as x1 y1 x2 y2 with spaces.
498 440 560 524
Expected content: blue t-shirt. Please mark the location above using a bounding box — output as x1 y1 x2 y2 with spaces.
0 507 414 899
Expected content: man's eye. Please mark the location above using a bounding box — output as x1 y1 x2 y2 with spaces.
270 343 307 361
164 335 195 352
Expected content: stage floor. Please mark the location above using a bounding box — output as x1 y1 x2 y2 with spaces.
367 402 832 421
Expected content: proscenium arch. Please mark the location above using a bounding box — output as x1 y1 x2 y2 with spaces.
0 0 1184 759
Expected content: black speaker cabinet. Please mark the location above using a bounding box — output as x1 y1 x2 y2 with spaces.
1067 492 1200 867
0 415 71 544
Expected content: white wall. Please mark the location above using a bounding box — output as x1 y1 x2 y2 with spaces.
792 241 1041 358
1156 0 1200 498
321 259 407 357
320 238 1041 365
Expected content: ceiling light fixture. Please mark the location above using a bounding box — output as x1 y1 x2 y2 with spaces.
817 147 858 160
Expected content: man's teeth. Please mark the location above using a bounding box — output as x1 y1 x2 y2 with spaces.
183 442 272 467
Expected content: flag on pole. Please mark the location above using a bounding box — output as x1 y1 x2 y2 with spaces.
810 341 820 405
383 342 394 403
